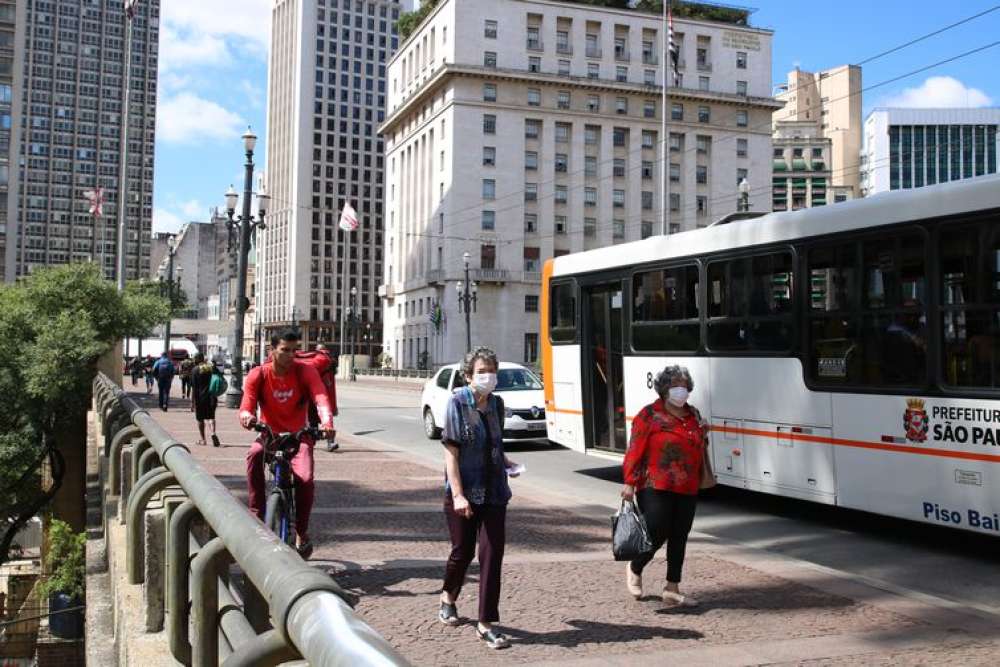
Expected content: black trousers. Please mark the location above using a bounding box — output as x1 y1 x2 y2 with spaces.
442 494 506 623
630 488 697 583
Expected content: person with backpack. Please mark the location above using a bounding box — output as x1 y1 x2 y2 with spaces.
190 352 222 447
129 356 144 387
239 330 333 559
179 356 196 400
152 352 176 411
299 344 340 452
143 355 156 394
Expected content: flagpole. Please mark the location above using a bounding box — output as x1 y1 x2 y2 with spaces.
115 1 135 291
660 1 670 236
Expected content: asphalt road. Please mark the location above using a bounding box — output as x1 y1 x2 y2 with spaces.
333 378 1000 617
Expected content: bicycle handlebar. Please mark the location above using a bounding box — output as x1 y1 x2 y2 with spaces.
252 421 323 442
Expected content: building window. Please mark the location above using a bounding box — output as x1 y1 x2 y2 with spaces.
584 187 597 206
482 179 496 199
698 106 710 123
524 333 539 364
644 68 656 85
586 33 600 57
615 97 628 114
525 119 540 139
613 128 627 147
527 88 541 106
736 168 748 187
587 63 599 79
642 161 654 179
613 219 625 240
737 138 748 157
671 103 683 121
555 122 570 143
585 125 599 145
555 185 568 203
698 76 710 91
643 100 656 118
641 130 655 148
524 213 537 232
555 216 567 234
670 132 683 152
616 65 628 82
483 83 497 101
670 162 680 182
558 59 571 75
697 195 708 215
483 114 496 134
736 80 747 96
525 295 539 312
696 165 708 184
557 30 571 54
613 189 625 207
669 222 681 234
736 110 748 127
481 210 495 230
696 134 711 154
587 95 600 112
736 51 747 69
585 156 598 176
481 244 496 269
641 221 654 239
525 182 538 201
613 158 626 177
642 191 654 209
484 51 497 68
812 147 823 158
524 150 538 170
670 193 681 212
485 20 498 39
483 146 496 165
557 91 571 109
528 56 541 72
584 218 597 237
614 37 627 59
527 26 541 50
555 153 568 172
524 246 540 271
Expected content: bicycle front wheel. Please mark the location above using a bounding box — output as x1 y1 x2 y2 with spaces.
264 492 295 547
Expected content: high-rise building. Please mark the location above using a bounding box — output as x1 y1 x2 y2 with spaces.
775 65 861 197
861 107 999 195
261 0 401 356
7 0 159 282
771 120 852 211
379 0 780 369
0 1 24 282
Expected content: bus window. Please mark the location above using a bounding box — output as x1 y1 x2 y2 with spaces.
708 252 794 352
941 223 1000 388
550 282 577 343
632 265 699 351
808 243 859 383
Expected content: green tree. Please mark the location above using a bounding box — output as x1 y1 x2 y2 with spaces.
0 263 170 564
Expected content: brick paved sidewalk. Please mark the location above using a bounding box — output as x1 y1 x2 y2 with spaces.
136 380 1000 666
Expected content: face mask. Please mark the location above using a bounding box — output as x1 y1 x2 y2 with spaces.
471 373 498 395
667 386 689 407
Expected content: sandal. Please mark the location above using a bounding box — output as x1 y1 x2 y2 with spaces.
438 601 459 626
476 627 511 650
662 589 698 607
296 540 314 560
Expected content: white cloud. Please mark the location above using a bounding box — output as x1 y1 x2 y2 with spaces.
159 23 231 72
157 93 246 145
179 199 208 219
160 0 271 54
152 208 185 234
883 76 993 109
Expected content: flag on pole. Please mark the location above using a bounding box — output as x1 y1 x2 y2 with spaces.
667 6 680 86
338 201 359 231
428 302 443 332
84 187 105 217
124 0 139 19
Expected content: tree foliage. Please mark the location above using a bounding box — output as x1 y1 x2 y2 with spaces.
38 519 86 600
0 263 170 565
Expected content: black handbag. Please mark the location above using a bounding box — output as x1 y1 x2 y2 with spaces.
611 499 653 561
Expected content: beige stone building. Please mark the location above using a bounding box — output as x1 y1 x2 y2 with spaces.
772 120 852 212
775 65 861 197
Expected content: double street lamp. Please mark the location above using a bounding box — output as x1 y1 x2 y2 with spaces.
159 234 182 354
223 127 270 409
456 252 478 354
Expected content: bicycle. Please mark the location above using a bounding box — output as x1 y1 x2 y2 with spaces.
252 422 320 554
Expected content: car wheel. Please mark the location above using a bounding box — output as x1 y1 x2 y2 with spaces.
423 407 442 440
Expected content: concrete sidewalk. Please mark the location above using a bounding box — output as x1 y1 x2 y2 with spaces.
138 381 1000 665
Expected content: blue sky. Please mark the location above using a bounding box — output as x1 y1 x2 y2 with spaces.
151 0 1000 233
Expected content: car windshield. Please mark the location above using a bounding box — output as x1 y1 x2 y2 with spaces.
496 368 542 391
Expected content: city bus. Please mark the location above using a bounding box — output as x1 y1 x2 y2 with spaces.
540 174 1000 535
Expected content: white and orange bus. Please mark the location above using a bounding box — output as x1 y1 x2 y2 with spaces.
541 174 1000 535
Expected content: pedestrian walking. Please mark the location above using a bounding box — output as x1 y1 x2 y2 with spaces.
143 355 155 394
129 356 144 387
152 352 176 412
179 356 195 399
621 364 712 607
190 352 220 447
438 346 520 650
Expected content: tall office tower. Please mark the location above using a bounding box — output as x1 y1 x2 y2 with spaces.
0 1 25 282
380 0 780 369
775 65 862 197
861 108 999 195
261 0 401 357
9 0 159 282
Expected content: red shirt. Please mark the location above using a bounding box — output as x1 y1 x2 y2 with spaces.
623 399 707 496
240 360 333 433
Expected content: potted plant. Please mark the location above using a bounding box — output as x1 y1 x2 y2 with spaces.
38 519 86 639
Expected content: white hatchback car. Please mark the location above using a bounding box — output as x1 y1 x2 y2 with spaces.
421 362 548 441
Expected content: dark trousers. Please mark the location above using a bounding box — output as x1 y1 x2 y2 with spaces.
630 488 697 583
442 495 506 623
157 378 172 410
180 376 191 398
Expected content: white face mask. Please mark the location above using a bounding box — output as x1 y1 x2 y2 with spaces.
471 372 498 395
667 386 689 407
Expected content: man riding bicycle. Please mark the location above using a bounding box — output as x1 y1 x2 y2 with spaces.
239 329 334 559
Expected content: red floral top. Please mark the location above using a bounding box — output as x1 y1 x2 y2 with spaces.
623 399 707 496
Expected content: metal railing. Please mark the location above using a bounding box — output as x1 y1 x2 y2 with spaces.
93 373 408 667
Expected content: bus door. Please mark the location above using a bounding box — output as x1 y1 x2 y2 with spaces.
583 284 626 452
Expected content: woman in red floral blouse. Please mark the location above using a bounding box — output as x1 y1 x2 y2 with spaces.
621 364 708 606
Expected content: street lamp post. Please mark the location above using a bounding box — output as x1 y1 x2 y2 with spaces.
738 177 751 213
455 252 478 354
161 235 178 354
348 286 358 381
223 128 270 409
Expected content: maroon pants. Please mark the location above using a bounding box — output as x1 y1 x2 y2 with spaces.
246 439 315 538
442 495 507 623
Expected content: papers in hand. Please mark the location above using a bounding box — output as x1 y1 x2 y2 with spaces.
506 463 526 477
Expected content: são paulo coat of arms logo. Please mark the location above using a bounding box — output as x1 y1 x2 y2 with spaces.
903 398 929 443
